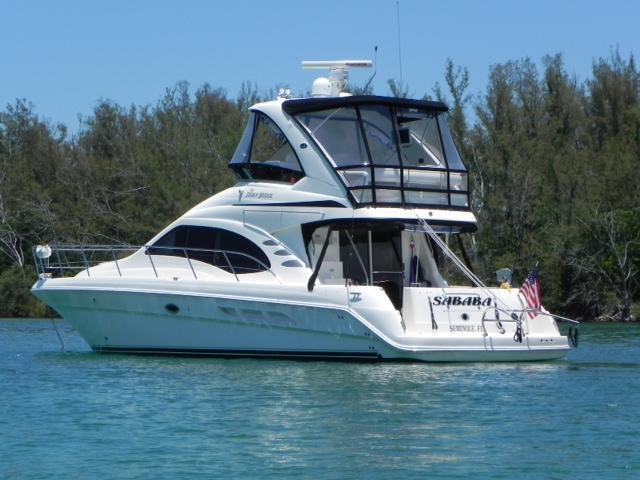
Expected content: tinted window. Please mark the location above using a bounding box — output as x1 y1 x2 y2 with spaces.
149 226 271 274
297 107 368 168
230 112 303 183
229 115 254 169
397 109 444 168
297 107 372 201
295 104 469 208
360 106 399 166
437 115 465 170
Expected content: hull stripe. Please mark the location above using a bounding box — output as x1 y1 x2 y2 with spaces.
94 346 381 361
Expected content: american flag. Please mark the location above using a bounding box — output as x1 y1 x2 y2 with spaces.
520 268 541 318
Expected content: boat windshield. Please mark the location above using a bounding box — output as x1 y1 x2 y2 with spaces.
293 102 469 208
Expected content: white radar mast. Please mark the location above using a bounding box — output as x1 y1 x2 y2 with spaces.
302 60 372 97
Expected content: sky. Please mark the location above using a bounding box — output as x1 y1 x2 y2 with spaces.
1 0 638 131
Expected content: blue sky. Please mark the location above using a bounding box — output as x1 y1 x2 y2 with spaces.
1 0 637 131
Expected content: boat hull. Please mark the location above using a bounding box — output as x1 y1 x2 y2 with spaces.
32 279 571 362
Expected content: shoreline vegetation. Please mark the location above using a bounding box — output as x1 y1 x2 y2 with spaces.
1 51 638 321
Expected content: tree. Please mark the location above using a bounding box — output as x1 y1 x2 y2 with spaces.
387 78 411 98
1 52 639 319
568 209 640 321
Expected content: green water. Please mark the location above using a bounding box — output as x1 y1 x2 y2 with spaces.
1 320 638 479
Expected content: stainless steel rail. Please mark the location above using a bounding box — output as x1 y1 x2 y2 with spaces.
480 306 579 338
33 244 278 282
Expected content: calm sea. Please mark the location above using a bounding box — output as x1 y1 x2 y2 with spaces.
1 319 638 479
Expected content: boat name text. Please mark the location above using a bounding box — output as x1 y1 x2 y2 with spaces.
432 296 492 307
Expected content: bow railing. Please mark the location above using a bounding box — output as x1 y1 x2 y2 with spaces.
33 244 277 282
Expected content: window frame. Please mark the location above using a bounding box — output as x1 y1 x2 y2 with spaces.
148 225 272 274
291 102 471 210
230 111 305 184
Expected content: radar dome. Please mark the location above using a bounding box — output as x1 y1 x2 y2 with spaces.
311 77 332 97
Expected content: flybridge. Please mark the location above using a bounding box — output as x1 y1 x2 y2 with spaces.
286 95 470 209
288 60 470 209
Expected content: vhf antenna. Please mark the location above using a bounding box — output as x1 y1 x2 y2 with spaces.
396 0 403 85
362 46 378 93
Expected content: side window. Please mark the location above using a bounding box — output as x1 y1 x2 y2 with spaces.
298 107 368 168
229 112 304 183
397 109 444 168
360 105 399 166
216 229 271 274
248 114 303 183
149 226 271 273
252 114 292 164
229 115 255 176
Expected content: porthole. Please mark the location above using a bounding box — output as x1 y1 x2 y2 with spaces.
281 259 304 268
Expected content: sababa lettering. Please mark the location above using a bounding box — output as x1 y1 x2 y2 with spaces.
432 296 492 307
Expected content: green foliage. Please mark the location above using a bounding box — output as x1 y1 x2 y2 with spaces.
0 50 638 320
440 50 639 319
566 209 640 321
387 79 411 98
0 264 48 317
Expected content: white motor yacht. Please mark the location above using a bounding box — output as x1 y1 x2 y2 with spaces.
32 61 578 361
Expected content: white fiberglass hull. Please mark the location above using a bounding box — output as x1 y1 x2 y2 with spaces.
32 278 571 362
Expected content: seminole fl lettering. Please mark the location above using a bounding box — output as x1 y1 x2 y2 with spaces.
449 324 482 333
431 295 493 307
